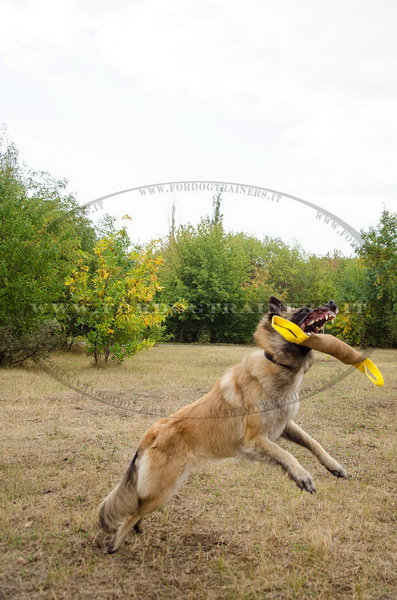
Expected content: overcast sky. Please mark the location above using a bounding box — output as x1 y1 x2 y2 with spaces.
1 0 396 255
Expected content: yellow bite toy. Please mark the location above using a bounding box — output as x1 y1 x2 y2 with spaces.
272 315 384 386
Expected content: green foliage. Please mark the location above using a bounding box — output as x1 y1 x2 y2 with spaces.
0 129 96 365
246 236 309 305
158 223 344 344
158 219 263 343
328 258 367 346
66 228 185 364
357 209 397 347
0 320 62 366
212 190 223 226
2 128 395 355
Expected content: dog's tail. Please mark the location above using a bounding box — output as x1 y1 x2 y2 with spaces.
98 451 140 533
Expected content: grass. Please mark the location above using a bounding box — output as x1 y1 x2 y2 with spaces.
0 344 396 599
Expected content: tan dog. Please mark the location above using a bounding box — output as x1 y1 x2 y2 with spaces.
99 297 347 553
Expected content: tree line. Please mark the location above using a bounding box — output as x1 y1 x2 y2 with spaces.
1 131 396 366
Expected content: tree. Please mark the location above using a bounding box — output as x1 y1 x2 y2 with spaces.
0 128 96 365
158 218 270 343
158 194 346 344
239 236 310 306
357 209 397 347
212 189 223 226
65 227 185 364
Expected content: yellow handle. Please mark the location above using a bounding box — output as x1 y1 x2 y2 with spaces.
271 315 309 344
353 358 384 387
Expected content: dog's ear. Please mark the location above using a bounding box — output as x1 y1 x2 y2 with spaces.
268 296 287 316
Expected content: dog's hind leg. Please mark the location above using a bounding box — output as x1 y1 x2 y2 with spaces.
282 420 347 479
107 449 191 553
106 514 142 554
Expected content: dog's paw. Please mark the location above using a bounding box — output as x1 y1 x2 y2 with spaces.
294 470 316 494
325 460 348 479
329 465 348 479
105 543 117 554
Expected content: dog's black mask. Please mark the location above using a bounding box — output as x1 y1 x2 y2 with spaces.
267 296 338 361
269 296 338 335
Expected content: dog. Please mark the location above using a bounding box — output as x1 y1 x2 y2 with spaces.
99 296 347 553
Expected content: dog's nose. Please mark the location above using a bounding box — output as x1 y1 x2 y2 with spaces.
328 300 337 312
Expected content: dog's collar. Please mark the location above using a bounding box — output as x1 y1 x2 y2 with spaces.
264 351 295 370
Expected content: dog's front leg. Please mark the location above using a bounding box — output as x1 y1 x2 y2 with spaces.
282 421 347 479
242 436 316 493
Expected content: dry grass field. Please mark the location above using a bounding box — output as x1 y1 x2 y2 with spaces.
1 344 396 600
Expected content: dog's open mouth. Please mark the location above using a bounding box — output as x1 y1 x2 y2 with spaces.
299 308 337 334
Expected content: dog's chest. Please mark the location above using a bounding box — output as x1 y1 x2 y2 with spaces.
266 400 300 441
258 374 302 441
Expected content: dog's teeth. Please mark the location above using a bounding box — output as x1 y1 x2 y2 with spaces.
306 311 335 333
